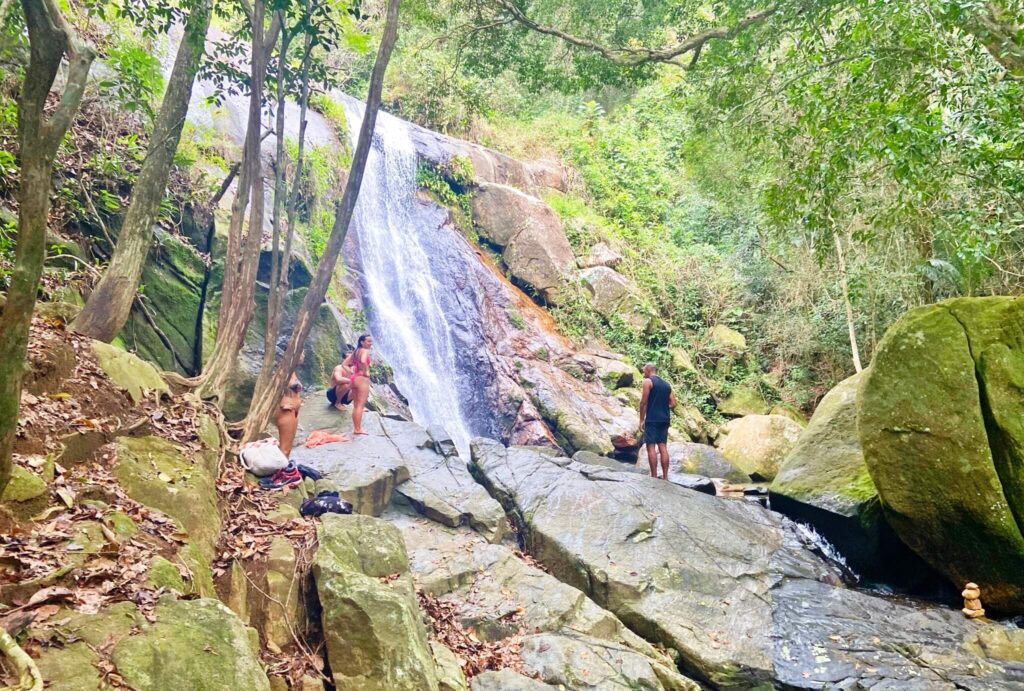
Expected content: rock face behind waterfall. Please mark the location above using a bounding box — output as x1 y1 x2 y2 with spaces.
859 296 1024 613
470 440 1024 689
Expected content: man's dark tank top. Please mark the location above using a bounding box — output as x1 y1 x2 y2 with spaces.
646 375 672 423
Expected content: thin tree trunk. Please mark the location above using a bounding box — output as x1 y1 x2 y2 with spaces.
964 2 1023 76
255 22 312 399
0 0 94 493
241 0 401 442
71 0 212 342
198 0 280 402
834 231 863 373
259 16 293 385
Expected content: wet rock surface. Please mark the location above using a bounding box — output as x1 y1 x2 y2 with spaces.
469 440 1024 689
772 579 1024 689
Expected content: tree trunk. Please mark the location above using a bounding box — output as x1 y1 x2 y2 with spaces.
198 0 280 402
258 17 293 391
0 0 94 496
71 0 212 342
834 231 863 373
255 21 312 399
241 0 401 442
964 2 1023 76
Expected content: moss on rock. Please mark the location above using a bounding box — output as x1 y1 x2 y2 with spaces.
113 436 221 559
314 514 439 690
112 597 270 690
859 299 1024 612
91 340 171 403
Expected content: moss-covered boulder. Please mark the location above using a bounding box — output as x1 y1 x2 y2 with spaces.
91 340 171 403
773 374 872 515
707 324 746 354
313 514 440 691
35 599 269 690
113 436 221 560
1 464 47 517
717 381 771 417
859 298 1024 612
113 597 270 690
771 373 927 582
119 233 206 374
715 414 801 482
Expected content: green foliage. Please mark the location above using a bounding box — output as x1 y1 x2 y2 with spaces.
290 143 347 261
416 155 474 213
507 308 526 330
101 42 165 119
0 217 14 287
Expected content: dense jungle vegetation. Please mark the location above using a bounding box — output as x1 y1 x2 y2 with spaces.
353 0 1024 410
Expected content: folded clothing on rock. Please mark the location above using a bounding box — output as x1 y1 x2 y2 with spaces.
304 429 350 447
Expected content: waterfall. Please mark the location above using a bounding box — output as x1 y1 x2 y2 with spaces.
342 100 483 456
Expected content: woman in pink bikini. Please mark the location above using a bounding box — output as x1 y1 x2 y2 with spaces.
348 334 373 435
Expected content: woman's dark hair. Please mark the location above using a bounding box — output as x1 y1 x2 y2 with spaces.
357 334 371 348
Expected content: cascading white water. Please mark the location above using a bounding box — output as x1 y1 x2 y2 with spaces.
342 100 476 455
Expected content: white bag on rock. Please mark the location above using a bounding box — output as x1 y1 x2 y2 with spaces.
239 438 288 477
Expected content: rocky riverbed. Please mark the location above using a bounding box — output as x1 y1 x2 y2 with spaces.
285 400 1024 690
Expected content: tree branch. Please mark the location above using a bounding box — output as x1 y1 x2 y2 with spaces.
489 0 777 68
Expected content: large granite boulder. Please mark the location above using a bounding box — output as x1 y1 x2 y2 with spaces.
715 414 802 482
470 182 575 303
313 514 440 690
580 266 650 331
470 440 837 687
469 441 1024 689
669 442 748 482
393 512 697 690
35 598 270 691
859 297 1024 612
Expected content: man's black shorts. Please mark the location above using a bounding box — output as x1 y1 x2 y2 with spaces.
644 421 669 445
326 387 351 406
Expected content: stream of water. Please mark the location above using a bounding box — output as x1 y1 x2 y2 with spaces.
341 100 482 456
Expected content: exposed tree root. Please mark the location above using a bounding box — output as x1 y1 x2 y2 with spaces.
0 629 42 691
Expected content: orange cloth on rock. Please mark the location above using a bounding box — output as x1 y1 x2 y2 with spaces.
304 429 351 447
